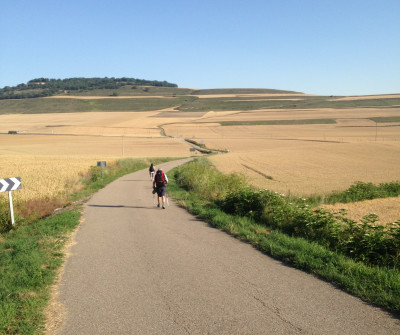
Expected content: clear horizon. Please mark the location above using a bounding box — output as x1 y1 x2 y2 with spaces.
1 0 399 96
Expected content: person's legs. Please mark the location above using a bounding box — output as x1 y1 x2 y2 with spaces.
161 187 167 209
156 187 162 207
156 186 167 209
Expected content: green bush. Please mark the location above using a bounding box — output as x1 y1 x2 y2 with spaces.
260 193 400 268
173 158 246 200
169 162 400 314
174 159 400 269
220 187 269 220
89 166 102 182
325 181 400 204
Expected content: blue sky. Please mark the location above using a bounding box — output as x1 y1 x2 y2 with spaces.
1 0 399 95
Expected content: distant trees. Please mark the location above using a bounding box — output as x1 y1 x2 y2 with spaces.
0 77 178 100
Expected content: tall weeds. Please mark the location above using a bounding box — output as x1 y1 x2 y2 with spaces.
174 158 246 199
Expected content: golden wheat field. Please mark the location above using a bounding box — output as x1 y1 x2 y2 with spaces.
0 136 192 202
0 109 194 202
0 155 100 202
1 92 399 223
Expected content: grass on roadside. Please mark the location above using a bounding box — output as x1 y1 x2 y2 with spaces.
0 209 81 334
0 157 179 334
168 158 400 314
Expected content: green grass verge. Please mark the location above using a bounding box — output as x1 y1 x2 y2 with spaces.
0 209 81 334
168 162 400 315
0 157 180 334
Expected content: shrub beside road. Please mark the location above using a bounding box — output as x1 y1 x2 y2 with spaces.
169 158 400 314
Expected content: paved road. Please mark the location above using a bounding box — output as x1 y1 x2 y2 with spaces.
56 158 400 334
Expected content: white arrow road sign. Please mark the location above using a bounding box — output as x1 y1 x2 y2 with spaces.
0 177 22 192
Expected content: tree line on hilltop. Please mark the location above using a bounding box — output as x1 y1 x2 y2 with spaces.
0 77 178 99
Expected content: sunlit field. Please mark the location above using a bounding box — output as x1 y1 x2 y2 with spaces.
0 134 191 157
162 103 400 223
0 110 189 137
0 134 191 202
163 107 400 197
0 155 100 202
1 90 399 223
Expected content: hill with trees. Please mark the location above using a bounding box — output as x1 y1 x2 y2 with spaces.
0 77 178 100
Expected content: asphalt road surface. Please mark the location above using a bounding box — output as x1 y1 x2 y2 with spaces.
56 158 400 334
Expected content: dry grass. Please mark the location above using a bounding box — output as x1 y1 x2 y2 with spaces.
206 140 400 195
163 106 400 197
322 197 400 224
1 96 399 223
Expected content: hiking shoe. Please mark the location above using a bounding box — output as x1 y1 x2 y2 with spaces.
157 204 160 208
162 205 166 209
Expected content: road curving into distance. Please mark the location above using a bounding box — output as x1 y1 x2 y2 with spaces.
55 158 400 334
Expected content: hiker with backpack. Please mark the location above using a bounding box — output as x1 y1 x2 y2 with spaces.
153 168 168 209
149 163 155 181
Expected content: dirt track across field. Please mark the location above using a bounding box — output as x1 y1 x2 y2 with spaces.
52 159 400 334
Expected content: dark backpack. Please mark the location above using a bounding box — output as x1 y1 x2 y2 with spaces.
155 170 165 187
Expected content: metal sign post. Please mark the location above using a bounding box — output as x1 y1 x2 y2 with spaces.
0 177 22 225
97 161 106 178
8 191 15 225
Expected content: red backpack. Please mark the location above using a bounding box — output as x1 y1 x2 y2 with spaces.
155 170 166 187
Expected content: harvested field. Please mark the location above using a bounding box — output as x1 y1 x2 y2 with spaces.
0 134 191 157
0 110 200 137
163 106 400 198
1 90 399 223
207 140 400 195
322 197 400 225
